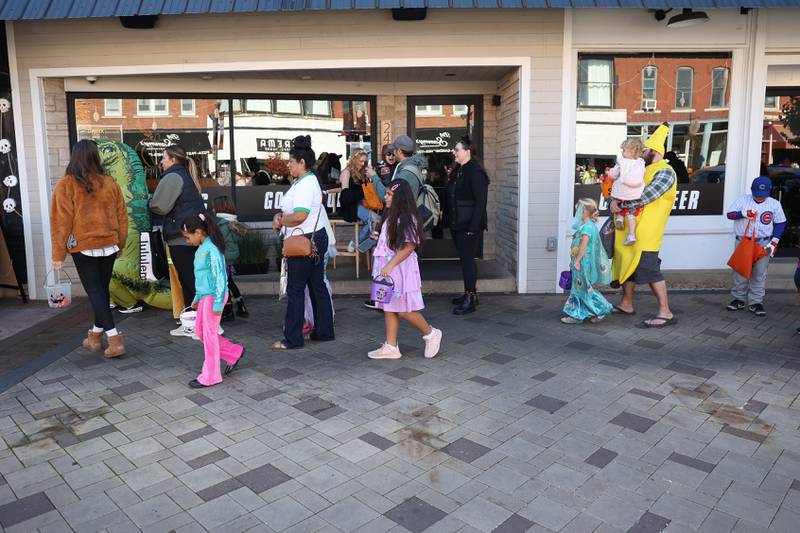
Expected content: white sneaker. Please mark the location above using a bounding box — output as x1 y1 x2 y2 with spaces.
170 325 194 337
119 305 143 314
423 327 442 359
190 325 224 341
347 239 356 253
368 343 402 360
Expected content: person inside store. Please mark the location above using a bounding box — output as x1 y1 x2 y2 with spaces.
51 139 128 358
339 149 384 253
448 137 489 315
150 145 206 337
271 135 335 349
377 144 397 186
610 123 677 328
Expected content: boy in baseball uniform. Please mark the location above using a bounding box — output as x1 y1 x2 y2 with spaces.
725 176 786 317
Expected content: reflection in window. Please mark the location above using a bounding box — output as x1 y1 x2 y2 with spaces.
710 68 728 108
575 52 730 203
675 67 693 109
578 58 613 108
104 99 122 117
764 95 779 110
415 105 443 116
453 105 469 116
303 100 332 117
181 99 195 116
275 100 302 115
245 100 273 113
641 66 657 108
137 99 169 116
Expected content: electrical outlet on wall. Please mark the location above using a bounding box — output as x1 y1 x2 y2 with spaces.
546 237 557 251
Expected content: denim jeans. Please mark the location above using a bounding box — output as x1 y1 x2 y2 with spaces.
283 230 335 348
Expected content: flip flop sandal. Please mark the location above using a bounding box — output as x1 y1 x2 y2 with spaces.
271 341 290 350
560 316 584 324
640 316 677 328
612 305 636 316
589 316 606 323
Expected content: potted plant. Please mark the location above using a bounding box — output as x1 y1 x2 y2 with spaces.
234 231 269 275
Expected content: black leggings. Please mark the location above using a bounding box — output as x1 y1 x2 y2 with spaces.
227 265 241 301
169 244 197 306
452 230 480 293
72 253 116 331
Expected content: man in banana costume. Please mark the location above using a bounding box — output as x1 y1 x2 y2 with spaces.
610 123 677 328
95 139 172 311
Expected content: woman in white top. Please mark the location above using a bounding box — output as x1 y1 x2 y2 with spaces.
271 136 335 349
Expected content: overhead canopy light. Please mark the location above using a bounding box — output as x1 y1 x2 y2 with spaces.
667 9 710 28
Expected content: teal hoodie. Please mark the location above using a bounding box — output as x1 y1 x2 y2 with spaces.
192 237 228 312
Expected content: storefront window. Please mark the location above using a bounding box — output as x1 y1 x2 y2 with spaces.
575 52 731 216
70 95 375 221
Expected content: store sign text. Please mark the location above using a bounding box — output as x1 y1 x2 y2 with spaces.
574 183 723 216
257 138 292 152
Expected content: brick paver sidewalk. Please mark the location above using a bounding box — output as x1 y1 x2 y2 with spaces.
0 292 798 532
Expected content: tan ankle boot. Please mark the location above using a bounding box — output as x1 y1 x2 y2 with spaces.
82 330 103 352
104 333 126 358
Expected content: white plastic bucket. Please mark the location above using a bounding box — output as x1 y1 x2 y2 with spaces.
44 270 73 308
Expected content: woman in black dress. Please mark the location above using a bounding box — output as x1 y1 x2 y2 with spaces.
448 137 489 315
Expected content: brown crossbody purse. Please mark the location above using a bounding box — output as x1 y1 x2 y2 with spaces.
282 207 322 258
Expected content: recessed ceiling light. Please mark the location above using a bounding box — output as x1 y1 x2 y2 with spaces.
201 75 213 80
300 75 312 80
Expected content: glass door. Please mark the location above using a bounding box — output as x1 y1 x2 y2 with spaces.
407 96 483 259
762 89 800 257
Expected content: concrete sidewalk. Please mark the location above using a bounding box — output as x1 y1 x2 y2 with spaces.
0 292 798 532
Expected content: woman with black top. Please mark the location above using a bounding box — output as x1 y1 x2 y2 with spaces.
448 138 489 315
150 145 205 336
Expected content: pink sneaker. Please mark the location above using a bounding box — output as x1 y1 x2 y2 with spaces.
423 327 442 359
368 343 402 360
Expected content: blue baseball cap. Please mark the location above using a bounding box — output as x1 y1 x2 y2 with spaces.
751 176 772 197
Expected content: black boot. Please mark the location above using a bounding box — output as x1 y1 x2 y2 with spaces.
453 293 477 315
236 298 249 318
452 292 479 306
222 302 235 322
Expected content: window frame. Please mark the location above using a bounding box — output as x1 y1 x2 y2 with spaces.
710 67 729 108
415 104 444 117
675 67 694 109
180 99 195 116
577 57 614 109
137 98 169 116
641 65 658 109
103 98 122 117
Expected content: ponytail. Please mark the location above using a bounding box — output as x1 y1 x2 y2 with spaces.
165 145 201 192
182 211 226 254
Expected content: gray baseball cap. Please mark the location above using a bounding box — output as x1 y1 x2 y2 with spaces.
392 135 415 153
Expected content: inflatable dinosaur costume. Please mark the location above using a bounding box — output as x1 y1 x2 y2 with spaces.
96 139 172 310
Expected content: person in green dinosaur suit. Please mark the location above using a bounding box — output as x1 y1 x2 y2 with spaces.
95 139 172 311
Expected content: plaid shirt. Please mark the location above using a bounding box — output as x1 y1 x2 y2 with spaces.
622 166 676 210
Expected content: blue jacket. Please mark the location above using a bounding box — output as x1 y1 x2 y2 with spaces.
193 238 227 312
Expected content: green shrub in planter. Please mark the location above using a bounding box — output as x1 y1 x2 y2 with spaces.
235 231 269 275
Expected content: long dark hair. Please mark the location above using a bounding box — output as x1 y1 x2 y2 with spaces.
289 135 315 171
164 145 201 191
452 136 489 183
66 140 104 193
385 180 424 252
181 211 226 254
211 195 236 215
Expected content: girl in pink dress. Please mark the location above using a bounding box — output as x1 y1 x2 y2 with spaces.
368 180 443 360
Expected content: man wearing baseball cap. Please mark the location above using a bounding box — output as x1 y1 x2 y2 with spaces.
725 176 787 317
390 135 428 198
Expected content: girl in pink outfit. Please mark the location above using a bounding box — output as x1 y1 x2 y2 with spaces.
182 213 244 388
368 180 442 360
607 138 646 245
